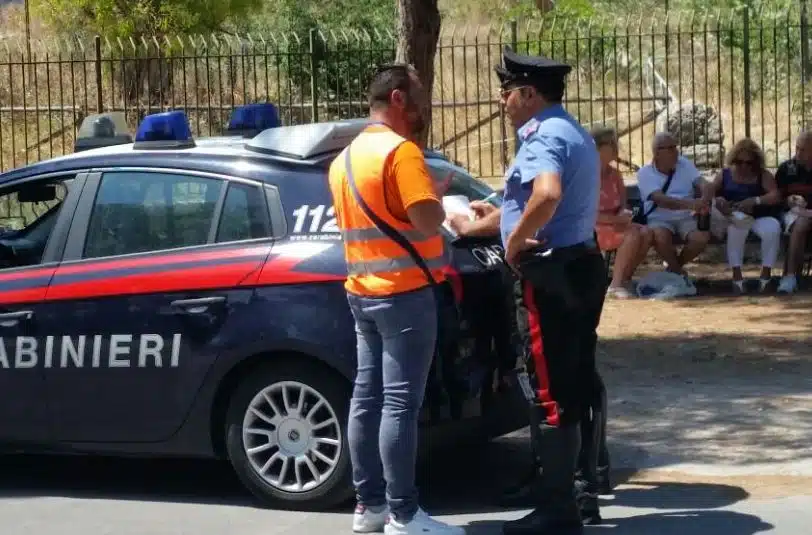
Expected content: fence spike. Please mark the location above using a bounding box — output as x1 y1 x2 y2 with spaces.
257 34 267 46
290 31 301 46
163 35 172 49
76 37 86 53
176 35 185 50
339 29 349 44
129 36 137 52
116 36 125 51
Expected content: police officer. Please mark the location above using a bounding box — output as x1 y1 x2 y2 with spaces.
494 47 608 535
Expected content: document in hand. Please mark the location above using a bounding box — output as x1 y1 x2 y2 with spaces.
441 195 474 236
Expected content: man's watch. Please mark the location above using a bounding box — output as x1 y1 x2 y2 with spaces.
755 196 762 205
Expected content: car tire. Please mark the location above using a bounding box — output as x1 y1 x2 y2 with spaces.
224 359 353 510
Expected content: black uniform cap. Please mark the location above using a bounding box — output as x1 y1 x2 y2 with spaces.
495 46 572 89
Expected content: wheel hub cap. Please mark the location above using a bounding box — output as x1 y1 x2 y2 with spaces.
241 381 342 493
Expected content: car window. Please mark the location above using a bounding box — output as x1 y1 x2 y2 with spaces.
83 171 224 259
0 177 74 269
425 158 502 207
216 182 271 243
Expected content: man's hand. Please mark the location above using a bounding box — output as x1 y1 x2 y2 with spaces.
715 197 732 216
446 213 472 236
469 200 498 219
505 231 541 272
690 198 711 213
733 197 757 214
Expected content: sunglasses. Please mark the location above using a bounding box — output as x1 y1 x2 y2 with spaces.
732 158 755 166
497 85 531 98
656 145 678 151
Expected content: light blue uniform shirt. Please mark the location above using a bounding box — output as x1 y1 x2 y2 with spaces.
499 104 600 249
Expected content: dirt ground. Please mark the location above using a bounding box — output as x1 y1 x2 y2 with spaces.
587 258 812 497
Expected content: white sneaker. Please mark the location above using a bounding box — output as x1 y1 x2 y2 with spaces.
353 504 389 533
777 275 798 294
384 508 465 535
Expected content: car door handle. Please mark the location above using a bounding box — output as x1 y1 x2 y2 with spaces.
170 296 226 314
0 310 34 327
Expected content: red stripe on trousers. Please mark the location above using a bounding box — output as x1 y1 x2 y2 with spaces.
522 279 561 427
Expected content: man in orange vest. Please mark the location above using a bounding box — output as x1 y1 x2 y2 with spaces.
327 64 465 535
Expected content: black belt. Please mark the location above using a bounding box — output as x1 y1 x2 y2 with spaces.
520 238 599 263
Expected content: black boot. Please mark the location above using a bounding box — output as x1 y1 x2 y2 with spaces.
595 376 612 495
574 405 602 525
502 411 583 535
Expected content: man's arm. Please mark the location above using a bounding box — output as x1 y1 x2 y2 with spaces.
390 141 446 236
450 208 501 237
508 135 564 244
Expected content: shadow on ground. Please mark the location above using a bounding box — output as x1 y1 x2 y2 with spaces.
419 438 750 516
464 510 774 535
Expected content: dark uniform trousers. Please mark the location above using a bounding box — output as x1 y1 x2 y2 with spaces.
511 239 608 525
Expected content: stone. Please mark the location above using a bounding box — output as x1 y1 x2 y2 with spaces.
681 143 726 169
655 100 724 146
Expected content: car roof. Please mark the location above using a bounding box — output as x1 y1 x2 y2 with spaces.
0 120 452 187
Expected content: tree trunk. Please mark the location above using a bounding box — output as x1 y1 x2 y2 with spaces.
395 0 441 148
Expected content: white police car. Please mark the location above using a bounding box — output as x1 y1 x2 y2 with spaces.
0 105 523 509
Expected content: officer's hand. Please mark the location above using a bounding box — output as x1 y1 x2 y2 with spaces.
505 232 541 272
446 213 472 236
469 200 498 219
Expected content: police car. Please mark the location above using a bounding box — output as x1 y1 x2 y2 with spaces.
0 105 524 509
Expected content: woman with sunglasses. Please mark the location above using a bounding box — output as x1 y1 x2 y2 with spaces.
708 138 783 293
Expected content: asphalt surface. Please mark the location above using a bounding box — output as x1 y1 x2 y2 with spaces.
0 436 808 535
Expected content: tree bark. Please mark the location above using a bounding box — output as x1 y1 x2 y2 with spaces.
395 0 441 148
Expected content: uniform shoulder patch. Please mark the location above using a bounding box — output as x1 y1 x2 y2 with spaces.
519 118 540 141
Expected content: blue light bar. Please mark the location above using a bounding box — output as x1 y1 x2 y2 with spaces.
225 103 281 137
134 110 195 149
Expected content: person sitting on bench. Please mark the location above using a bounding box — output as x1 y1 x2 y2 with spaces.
706 138 782 294
592 126 653 298
636 132 712 278
775 130 812 294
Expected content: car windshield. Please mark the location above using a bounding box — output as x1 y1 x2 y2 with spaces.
425 158 502 208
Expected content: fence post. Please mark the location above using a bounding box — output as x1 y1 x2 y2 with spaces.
742 6 752 138
309 29 319 124
802 0 810 82
510 20 519 155
94 36 103 113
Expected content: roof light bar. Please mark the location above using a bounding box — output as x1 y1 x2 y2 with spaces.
245 119 370 160
73 112 133 152
226 103 281 138
134 110 196 150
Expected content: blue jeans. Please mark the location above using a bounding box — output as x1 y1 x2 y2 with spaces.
346 287 437 523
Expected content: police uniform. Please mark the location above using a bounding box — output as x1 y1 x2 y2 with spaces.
496 47 609 535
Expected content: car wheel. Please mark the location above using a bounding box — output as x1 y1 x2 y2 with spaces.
224 359 353 510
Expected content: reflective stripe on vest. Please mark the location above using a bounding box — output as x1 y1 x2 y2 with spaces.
327 125 447 296
347 254 447 276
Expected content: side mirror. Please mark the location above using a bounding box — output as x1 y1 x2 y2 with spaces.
17 184 57 203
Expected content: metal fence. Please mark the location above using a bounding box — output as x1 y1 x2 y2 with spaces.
1 7 811 184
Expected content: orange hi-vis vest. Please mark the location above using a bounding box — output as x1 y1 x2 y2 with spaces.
328 126 447 297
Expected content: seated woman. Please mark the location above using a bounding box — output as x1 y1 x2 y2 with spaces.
592 127 653 298
707 138 783 293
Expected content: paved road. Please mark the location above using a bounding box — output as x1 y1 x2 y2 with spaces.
0 437 808 535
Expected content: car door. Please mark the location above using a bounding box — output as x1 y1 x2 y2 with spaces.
0 172 87 442
41 169 274 443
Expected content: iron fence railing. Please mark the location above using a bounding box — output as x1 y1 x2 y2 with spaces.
0 7 811 193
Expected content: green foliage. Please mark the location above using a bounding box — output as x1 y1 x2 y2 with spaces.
31 0 264 38
229 0 398 119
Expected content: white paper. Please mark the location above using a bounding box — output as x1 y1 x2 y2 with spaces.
441 195 474 237
442 195 474 220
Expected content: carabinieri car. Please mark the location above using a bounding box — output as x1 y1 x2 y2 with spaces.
0 106 524 509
